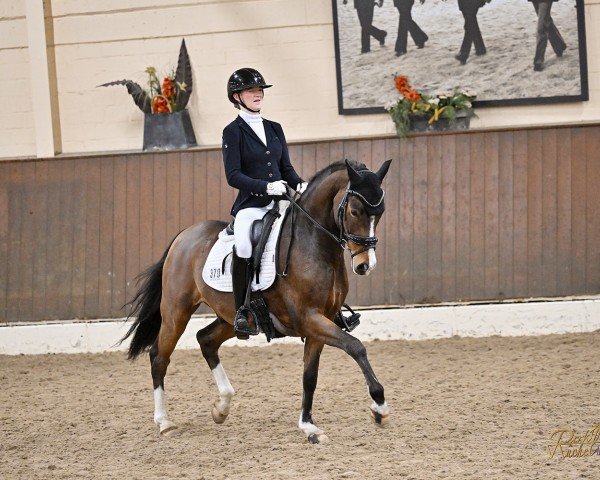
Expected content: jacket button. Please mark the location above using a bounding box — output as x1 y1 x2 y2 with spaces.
266 150 270 155
267 162 271 166
268 173 273 178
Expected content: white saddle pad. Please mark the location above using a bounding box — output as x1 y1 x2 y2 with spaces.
202 201 290 292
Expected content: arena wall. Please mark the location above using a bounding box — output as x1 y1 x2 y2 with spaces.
1 0 600 158
1 125 599 323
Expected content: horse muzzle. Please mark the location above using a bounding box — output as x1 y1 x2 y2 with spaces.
351 248 377 276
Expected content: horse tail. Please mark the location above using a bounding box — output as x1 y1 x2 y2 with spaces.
120 236 178 360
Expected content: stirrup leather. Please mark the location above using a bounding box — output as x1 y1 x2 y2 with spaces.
334 303 361 332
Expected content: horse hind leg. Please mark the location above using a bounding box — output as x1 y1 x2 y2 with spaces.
196 317 236 424
150 304 193 435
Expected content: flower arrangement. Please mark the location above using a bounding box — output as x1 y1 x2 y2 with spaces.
98 39 193 114
386 75 476 138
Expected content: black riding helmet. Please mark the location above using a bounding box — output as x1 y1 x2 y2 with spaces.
227 68 272 111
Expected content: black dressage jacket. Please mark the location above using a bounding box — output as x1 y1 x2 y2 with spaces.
222 116 303 216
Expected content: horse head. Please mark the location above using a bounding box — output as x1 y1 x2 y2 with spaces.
340 159 391 276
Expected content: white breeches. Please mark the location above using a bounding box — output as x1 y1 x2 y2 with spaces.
234 201 274 258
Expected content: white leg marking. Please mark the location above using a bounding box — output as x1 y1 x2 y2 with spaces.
370 401 390 416
298 412 321 436
370 400 390 427
153 386 177 434
153 386 168 424
211 363 235 419
298 411 329 443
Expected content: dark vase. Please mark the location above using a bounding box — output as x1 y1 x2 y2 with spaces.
431 118 451 131
408 115 430 132
431 108 473 132
143 109 197 151
454 108 473 130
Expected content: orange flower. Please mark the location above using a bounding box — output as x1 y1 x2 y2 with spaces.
404 89 421 103
152 96 170 113
394 75 410 94
162 77 175 100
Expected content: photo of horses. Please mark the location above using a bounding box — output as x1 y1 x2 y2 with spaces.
332 0 588 112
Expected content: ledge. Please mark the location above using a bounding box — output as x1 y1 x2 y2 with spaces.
1 297 599 355
1 120 599 163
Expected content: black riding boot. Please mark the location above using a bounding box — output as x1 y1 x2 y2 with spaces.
232 250 255 339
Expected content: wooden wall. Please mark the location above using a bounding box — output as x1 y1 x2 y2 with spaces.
1 125 600 323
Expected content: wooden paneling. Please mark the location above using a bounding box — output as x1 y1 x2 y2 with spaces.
1 124 600 322
498 133 514 299
440 135 457 303
570 129 588 293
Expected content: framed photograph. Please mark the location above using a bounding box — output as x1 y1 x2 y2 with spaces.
332 0 588 113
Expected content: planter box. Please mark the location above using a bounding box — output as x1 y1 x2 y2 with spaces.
408 115 430 132
409 108 473 134
431 109 473 132
143 109 197 151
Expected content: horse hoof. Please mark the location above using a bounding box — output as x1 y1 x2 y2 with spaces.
159 420 179 436
370 409 390 428
307 432 329 444
211 405 229 424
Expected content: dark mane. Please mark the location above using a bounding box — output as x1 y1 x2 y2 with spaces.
302 159 366 200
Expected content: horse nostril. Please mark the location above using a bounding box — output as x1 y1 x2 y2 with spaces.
357 262 369 274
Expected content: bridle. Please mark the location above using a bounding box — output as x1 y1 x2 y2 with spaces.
282 179 384 258
336 182 384 256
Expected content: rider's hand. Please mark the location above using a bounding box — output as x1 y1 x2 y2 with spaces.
296 182 308 194
266 180 287 196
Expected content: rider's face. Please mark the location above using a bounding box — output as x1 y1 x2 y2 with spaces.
236 87 264 111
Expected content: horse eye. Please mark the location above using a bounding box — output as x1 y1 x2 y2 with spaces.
350 208 359 217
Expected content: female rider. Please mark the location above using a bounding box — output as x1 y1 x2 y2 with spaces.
222 68 307 339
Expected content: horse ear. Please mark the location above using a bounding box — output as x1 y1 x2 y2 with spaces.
345 159 362 185
376 159 392 182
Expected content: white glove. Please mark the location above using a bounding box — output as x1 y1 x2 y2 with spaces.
296 182 308 194
266 180 287 196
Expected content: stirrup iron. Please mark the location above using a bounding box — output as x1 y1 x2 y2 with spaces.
334 303 361 332
234 306 259 339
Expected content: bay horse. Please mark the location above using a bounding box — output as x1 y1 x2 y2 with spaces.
122 159 392 443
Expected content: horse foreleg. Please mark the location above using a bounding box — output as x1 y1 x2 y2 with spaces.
298 338 328 444
196 317 236 424
305 312 390 428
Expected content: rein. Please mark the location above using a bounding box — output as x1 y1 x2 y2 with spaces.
279 179 383 274
282 191 344 248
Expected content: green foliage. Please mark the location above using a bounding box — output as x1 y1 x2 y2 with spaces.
386 81 476 138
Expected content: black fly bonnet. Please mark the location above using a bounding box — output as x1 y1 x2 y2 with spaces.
338 160 391 255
